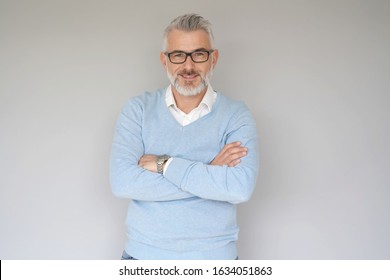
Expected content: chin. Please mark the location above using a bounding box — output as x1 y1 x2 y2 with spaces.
167 71 209 97
175 81 207 97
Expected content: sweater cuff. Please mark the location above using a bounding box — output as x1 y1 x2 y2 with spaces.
164 157 194 190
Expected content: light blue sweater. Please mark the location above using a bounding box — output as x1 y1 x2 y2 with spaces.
110 88 259 259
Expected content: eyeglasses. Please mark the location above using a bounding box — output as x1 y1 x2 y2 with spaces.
165 49 214 64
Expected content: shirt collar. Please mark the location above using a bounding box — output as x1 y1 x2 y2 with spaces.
165 84 216 112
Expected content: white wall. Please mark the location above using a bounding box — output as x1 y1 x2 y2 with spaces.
1 0 389 259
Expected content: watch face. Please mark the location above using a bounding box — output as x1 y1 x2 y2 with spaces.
157 155 169 163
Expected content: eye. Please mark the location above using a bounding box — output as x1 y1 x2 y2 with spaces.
193 51 207 58
171 52 186 59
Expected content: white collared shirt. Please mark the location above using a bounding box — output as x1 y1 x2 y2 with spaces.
165 84 217 126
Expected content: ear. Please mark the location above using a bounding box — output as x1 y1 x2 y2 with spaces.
211 49 219 68
160 52 168 69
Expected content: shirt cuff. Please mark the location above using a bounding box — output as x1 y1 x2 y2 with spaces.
162 157 173 175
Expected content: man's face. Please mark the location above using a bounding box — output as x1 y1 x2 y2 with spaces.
160 29 218 96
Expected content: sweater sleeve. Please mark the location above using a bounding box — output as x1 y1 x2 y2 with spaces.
163 105 260 204
109 97 194 201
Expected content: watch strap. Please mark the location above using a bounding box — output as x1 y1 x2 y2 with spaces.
156 155 170 174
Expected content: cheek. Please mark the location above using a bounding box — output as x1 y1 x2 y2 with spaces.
166 65 180 75
198 64 212 76
165 64 174 75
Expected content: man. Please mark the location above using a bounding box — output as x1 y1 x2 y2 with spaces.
110 14 259 260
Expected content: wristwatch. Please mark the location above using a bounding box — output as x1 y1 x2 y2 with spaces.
156 155 170 174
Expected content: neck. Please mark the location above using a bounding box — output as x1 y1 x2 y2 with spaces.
172 87 207 114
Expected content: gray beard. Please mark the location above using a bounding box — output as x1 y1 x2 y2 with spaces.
167 71 212 97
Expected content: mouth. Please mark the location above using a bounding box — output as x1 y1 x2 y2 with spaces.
179 72 199 81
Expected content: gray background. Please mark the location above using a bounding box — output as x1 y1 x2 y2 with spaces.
1 0 389 259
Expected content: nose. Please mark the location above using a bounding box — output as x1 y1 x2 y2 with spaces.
182 54 196 70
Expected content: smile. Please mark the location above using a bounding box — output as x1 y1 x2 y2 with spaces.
180 73 199 80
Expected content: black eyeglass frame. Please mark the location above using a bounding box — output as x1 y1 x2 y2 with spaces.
164 49 214 64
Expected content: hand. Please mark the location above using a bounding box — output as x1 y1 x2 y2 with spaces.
138 155 158 172
211 141 248 167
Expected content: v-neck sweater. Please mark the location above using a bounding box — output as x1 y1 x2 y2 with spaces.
110 88 259 259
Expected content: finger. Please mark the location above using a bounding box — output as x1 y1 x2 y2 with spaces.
218 145 246 160
227 159 241 167
225 150 247 164
217 147 248 165
225 146 248 156
220 141 241 153
210 142 246 166
223 146 247 158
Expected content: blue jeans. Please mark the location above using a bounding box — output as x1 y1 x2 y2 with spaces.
121 250 138 260
121 250 238 260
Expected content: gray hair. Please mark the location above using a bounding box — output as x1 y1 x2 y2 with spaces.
162 13 214 51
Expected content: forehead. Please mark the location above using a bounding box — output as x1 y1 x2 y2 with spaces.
166 29 211 52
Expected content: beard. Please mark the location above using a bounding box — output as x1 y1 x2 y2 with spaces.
167 68 213 97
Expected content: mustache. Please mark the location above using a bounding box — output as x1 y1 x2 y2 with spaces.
177 70 200 76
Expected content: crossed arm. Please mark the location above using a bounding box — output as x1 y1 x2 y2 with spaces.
139 141 248 171
110 98 259 204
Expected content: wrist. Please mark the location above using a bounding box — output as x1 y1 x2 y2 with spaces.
156 155 170 174
163 157 173 174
